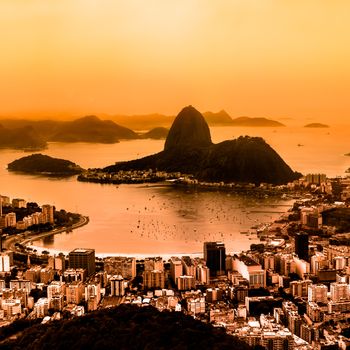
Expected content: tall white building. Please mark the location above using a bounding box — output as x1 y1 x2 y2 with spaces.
308 284 328 303
47 281 65 302
177 275 195 291
42 205 54 224
144 257 163 272
330 282 349 302
196 264 210 285
170 257 183 284
85 283 101 303
104 257 136 280
5 213 16 227
1 299 21 318
0 253 11 272
232 255 266 288
110 275 125 296
12 198 26 208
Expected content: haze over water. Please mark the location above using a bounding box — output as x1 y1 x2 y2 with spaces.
0 125 349 257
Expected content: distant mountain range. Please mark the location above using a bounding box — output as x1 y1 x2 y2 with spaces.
49 115 138 143
139 127 169 139
0 116 139 149
112 111 285 128
105 106 300 185
0 124 46 150
0 111 286 150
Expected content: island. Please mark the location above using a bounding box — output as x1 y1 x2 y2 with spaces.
304 123 329 128
230 116 285 127
7 154 84 175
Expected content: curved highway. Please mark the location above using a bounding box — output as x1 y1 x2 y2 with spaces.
3 215 89 252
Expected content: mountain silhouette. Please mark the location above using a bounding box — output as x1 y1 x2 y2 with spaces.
140 127 169 139
0 124 47 150
203 110 233 124
50 115 138 143
164 106 212 151
231 117 285 127
105 106 300 184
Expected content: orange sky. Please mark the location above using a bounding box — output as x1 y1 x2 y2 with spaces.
1 1 350 123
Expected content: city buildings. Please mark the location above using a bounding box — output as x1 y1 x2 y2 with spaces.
110 275 125 296
232 254 266 288
2 180 350 348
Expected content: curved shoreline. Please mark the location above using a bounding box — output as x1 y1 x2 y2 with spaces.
3 215 89 253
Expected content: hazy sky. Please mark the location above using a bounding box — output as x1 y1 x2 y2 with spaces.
1 1 350 122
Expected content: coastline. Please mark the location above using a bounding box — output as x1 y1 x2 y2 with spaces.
3 214 89 253
4 191 297 259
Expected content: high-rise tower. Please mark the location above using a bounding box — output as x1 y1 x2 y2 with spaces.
203 242 226 277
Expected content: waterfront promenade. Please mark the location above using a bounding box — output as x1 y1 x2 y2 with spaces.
2 215 89 252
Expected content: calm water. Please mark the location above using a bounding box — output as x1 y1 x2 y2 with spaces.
0 126 349 257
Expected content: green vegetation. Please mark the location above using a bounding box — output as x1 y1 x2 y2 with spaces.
54 209 80 226
322 208 350 233
0 304 251 350
8 154 83 175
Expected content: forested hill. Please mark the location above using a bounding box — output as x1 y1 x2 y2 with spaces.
0 305 252 350
8 154 83 175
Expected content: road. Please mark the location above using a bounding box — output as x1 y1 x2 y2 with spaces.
3 215 89 252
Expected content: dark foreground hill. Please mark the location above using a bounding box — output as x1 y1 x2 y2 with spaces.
8 154 83 175
105 106 300 185
0 305 251 350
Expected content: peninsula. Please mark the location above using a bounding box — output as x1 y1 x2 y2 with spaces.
102 106 300 185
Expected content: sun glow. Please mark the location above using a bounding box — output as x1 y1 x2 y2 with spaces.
0 1 350 123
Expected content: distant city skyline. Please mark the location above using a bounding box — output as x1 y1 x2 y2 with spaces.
1 1 350 124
